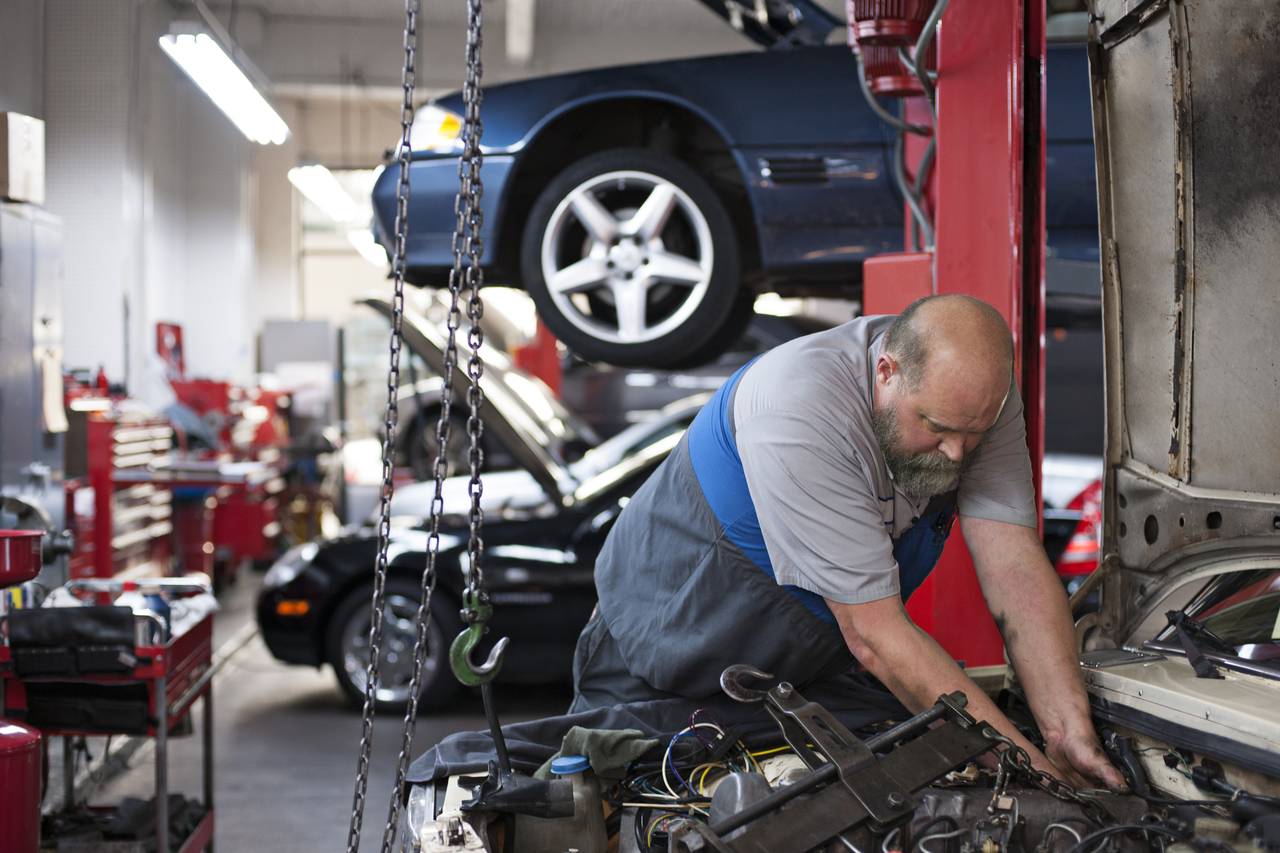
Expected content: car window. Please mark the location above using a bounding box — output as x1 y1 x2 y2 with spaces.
1157 569 1280 661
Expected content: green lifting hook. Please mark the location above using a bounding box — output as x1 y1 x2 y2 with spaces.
449 590 509 687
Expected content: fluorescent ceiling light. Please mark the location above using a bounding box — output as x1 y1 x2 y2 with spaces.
289 165 361 223
158 32 290 145
347 229 389 268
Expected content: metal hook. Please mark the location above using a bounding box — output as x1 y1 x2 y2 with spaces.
449 591 509 686
720 664 776 703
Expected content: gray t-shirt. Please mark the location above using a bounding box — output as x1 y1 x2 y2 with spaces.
732 315 1037 605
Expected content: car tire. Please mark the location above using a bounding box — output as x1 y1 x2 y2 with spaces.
400 407 472 482
521 148 743 368
666 294 756 370
326 578 460 714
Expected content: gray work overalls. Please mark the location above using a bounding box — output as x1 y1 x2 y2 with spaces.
569 364 957 714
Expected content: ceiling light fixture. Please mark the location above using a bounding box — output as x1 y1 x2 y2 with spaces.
158 30 290 145
288 165 362 223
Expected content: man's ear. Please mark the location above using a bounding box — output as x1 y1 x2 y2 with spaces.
875 352 898 388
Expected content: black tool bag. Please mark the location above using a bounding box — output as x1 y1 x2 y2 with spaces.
16 680 153 734
7 606 139 677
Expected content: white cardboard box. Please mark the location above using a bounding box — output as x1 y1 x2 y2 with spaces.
0 112 46 205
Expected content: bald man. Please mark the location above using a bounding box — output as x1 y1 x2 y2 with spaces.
569 295 1123 790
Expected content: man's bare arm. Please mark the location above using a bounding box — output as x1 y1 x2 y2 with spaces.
826 594 1057 775
961 515 1125 790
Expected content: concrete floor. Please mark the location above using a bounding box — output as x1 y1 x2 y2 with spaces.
91 570 573 851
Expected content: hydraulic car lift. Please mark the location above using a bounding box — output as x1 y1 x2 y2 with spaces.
861 0 1047 669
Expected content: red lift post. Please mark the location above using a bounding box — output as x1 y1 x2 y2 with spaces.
861 0 1047 666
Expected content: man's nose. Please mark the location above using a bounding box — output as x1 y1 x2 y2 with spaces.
938 436 966 463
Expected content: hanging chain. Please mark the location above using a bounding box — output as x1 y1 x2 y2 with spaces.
460 0 488 608
376 0 488 850
345 1 418 851
980 727 1113 826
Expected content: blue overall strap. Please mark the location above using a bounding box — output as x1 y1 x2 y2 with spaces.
892 491 959 600
687 362 838 623
688 363 959 621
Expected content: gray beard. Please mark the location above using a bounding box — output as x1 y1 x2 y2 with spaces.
871 405 963 497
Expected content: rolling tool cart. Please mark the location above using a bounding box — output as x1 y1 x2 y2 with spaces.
0 576 216 852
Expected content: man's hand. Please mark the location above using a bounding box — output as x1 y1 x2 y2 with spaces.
1044 725 1128 791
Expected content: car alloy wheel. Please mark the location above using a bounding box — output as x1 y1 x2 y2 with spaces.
328 579 458 712
541 170 714 347
522 149 744 368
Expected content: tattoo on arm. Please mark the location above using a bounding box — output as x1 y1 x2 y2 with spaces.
993 610 1018 648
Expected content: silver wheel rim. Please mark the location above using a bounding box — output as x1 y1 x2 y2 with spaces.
540 170 715 346
341 592 439 705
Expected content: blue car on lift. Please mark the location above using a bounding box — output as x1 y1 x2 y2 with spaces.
371 0 1097 367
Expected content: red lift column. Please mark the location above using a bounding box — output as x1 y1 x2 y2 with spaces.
865 0 1047 667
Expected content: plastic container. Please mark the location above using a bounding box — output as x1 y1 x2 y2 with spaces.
513 755 607 853
0 530 43 588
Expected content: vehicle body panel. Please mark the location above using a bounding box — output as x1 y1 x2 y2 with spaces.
1082 0 1280 648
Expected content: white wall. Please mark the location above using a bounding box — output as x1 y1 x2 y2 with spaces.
41 0 259 396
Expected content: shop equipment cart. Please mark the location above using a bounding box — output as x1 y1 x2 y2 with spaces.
0 577 215 852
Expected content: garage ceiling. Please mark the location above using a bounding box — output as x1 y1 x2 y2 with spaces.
236 0 742 29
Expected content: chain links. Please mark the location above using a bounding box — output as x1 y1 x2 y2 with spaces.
460 0 488 609
346 1 418 850
980 727 1113 826
378 0 488 849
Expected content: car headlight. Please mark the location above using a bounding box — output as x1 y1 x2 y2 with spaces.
409 105 463 153
263 542 319 589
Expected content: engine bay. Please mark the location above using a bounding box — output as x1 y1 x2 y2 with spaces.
404 662 1280 853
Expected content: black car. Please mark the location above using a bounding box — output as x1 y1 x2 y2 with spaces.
259 298 706 711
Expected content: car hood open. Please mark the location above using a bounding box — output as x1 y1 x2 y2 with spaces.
1082 0 1280 647
361 297 579 503
692 0 840 48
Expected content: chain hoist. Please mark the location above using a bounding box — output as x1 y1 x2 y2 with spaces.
980 726 1114 827
344 0 418 847
345 0 504 849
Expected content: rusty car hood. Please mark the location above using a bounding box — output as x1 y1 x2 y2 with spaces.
1081 0 1280 647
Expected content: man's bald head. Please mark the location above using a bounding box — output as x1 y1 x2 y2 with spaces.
870 296 1015 495
882 294 1014 393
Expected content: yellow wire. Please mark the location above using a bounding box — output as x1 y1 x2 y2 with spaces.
648 812 683 846
693 763 722 794
749 745 794 758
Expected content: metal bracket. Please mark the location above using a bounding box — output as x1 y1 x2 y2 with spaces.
672 669 997 852
763 681 916 827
